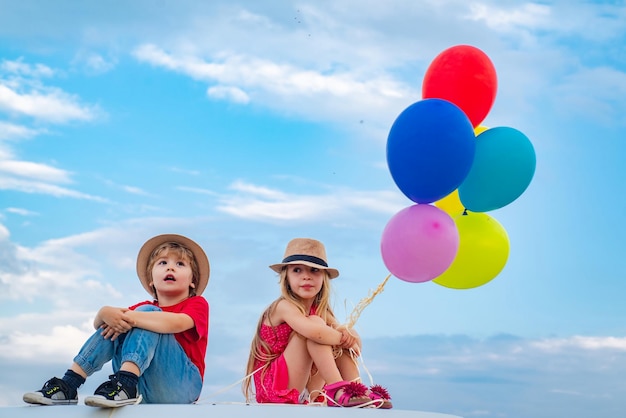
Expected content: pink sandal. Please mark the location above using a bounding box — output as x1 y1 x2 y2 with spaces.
323 381 374 407
368 384 393 409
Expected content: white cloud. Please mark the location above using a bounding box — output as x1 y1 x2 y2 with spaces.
217 180 404 222
133 44 408 99
121 185 150 196
0 223 9 240
0 228 126 304
466 3 551 32
1 58 55 78
532 335 626 351
177 186 217 196
0 83 96 123
0 159 72 183
5 207 39 216
0 157 107 202
72 51 118 74
0 174 107 201
207 85 250 104
229 180 287 200
0 57 107 202
0 121 42 141
0 324 93 361
133 44 414 134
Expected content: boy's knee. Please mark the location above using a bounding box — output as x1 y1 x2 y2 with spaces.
134 304 161 313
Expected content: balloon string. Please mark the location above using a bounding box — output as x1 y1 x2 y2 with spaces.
345 274 391 329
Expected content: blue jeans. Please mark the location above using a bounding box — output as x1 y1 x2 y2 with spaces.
73 304 202 403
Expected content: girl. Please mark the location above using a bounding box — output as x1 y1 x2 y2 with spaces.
243 238 391 408
23 234 210 408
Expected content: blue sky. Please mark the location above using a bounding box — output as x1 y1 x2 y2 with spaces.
1 1 626 417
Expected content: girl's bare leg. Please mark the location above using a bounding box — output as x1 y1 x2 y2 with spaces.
307 365 325 396
282 316 368 404
336 349 360 382
305 339 343 384
282 332 315 392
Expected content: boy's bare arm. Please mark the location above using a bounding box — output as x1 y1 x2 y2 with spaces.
125 310 195 334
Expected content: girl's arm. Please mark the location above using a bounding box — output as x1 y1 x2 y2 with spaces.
329 315 362 351
273 300 343 346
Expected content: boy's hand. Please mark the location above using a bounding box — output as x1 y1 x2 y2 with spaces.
100 324 124 341
100 306 133 335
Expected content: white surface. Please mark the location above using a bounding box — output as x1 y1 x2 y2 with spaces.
2 403 463 418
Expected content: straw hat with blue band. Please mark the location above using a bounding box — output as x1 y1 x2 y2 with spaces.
269 238 339 279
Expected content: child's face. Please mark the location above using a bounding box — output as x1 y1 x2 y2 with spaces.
149 250 194 298
286 264 324 301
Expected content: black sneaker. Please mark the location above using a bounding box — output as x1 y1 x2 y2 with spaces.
23 377 78 406
84 374 139 408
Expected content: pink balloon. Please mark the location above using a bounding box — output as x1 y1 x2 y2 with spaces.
381 204 459 283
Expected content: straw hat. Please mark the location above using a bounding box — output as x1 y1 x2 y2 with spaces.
136 234 210 296
269 238 339 279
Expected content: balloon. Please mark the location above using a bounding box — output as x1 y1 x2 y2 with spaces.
434 189 465 217
433 212 509 289
474 125 489 136
386 99 476 204
381 204 459 283
459 127 536 212
422 45 497 127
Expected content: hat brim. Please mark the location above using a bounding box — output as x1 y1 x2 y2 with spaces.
269 261 339 279
136 234 210 296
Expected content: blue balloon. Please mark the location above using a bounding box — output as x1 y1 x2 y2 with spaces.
386 99 476 203
459 127 536 212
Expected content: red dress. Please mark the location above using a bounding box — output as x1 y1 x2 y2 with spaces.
253 321 301 403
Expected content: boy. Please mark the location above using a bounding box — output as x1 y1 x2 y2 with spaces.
23 234 210 407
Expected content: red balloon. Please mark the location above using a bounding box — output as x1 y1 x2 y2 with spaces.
422 45 497 127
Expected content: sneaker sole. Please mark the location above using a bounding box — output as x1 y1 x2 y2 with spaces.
84 395 137 408
23 392 78 406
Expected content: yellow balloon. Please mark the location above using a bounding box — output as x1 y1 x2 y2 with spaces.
474 125 489 136
434 126 487 217
434 189 465 216
433 212 509 289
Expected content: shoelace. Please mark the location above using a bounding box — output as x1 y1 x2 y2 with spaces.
92 377 143 405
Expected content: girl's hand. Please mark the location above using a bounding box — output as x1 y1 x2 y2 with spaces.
337 326 358 350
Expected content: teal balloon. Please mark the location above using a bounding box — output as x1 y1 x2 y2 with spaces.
459 127 536 212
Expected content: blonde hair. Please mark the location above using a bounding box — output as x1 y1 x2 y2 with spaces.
242 267 335 402
145 242 200 299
